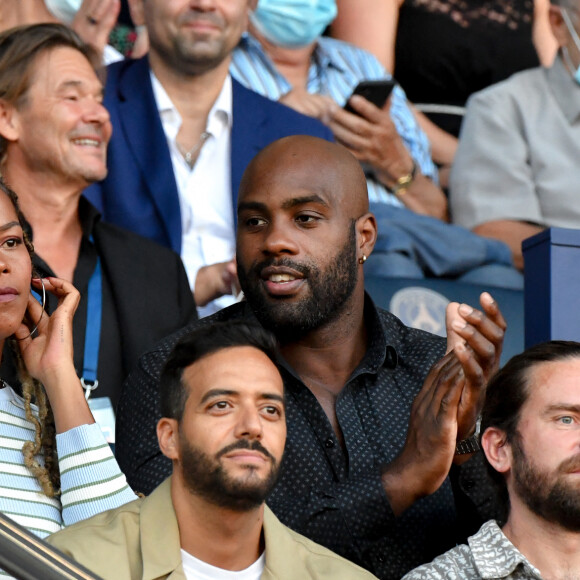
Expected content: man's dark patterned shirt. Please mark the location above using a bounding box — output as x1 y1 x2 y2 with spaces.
116 295 499 579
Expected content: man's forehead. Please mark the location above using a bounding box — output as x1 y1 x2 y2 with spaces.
239 136 368 215
30 46 99 90
239 159 345 209
239 184 335 211
182 346 283 398
525 358 580 407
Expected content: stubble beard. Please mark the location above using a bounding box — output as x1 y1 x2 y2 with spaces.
179 436 280 512
151 11 233 76
511 435 580 532
238 221 359 341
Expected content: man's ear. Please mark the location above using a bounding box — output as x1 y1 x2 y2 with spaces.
248 0 259 12
356 212 378 261
157 417 180 461
481 427 512 475
0 99 21 143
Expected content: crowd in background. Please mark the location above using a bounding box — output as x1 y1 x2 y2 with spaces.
0 0 579 579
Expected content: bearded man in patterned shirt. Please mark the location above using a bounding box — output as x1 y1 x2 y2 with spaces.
405 340 580 580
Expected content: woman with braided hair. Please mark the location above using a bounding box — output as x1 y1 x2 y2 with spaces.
0 180 136 539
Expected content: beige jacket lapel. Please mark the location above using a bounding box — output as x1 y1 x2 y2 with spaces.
140 478 187 580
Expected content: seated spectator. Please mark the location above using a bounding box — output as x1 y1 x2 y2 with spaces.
115 136 505 579
449 0 580 271
330 0 557 174
82 0 333 317
331 0 556 77
0 0 123 64
0 180 136 539
404 341 580 579
48 321 377 580
234 0 446 217
230 0 523 288
0 24 195 412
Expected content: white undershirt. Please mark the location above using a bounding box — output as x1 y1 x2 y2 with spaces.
181 549 265 580
151 72 237 318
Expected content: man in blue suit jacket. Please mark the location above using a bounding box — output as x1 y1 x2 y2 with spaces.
84 0 332 316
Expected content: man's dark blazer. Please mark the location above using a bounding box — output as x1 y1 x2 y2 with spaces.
84 57 334 254
91 217 196 379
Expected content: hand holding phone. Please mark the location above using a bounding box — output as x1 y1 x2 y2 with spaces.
344 79 396 115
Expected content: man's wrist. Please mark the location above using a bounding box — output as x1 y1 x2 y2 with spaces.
390 161 417 197
455 435 481 455
376 159 418 196
455 416 482 456
381 457 424 516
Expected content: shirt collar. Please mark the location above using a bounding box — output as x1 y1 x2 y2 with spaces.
313 37 347 74
355 293 395 374
547 54 580 125
239 33 293 96
149 70 233 141
469 521 543 579
239 32 345 83
77 196 101 238
208 74 233 138
273 293 396 384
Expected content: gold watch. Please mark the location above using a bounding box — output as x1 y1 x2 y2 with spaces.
391 161 417 197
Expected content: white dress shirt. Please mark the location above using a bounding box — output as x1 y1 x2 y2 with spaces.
151 73 237 318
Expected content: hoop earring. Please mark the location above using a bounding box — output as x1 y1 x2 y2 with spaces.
17 278 46 340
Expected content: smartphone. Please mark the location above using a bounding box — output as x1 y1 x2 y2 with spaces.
343 79 396 114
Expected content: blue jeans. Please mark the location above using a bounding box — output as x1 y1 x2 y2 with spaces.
367 203 523 290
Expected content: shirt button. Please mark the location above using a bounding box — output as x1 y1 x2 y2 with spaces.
325 438 335 449
384 345 398 369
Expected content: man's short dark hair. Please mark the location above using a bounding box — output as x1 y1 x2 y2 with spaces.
0 23 98 158
481 340 580 517
160 321 279 421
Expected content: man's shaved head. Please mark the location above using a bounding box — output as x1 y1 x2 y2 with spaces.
238 135 370 218
236 135 377 340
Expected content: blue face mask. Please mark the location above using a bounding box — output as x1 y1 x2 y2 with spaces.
561 9 580 85
45 0 82 24
250 0 338 48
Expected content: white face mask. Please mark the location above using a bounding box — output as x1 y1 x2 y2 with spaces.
44 0 83 25
561 8 580 85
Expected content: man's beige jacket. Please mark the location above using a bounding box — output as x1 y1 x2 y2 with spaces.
48 478 377 579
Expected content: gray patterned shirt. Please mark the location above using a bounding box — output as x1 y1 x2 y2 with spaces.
403 521 543 579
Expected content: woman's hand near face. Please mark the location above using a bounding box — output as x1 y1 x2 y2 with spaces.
15 277 94 433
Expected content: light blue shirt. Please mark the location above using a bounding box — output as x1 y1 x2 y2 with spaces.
231 33 437 205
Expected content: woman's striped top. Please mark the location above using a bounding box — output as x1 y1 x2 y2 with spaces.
0 385 136 539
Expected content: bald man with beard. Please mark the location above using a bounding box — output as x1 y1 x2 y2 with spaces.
116 136 506 580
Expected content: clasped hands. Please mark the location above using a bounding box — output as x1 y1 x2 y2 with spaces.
382 292 506 516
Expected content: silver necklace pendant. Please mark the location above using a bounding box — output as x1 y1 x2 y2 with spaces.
179 131 211 169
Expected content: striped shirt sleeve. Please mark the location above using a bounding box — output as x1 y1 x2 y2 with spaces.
57 423 137 526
